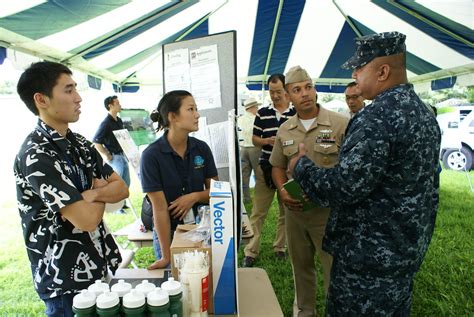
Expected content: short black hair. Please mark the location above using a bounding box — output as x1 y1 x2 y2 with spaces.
104 95 118 110
17 61 72 115
267 74 285 86
345 81 357 89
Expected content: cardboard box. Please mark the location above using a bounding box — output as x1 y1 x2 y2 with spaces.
209 180 237 315
170 224 214 314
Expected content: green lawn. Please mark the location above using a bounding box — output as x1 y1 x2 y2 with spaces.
0 170 473 316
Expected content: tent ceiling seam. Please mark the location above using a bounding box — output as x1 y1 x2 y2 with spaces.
3 43 123 85
62 2 184 63
389 1 473 47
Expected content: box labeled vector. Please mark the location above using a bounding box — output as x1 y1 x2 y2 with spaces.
209 180 237 315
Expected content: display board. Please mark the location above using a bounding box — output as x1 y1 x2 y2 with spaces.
163 31 242 241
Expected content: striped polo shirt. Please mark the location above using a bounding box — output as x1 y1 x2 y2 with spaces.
253 104 296 162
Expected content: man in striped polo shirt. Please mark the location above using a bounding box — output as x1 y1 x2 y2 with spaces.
242 74 296 267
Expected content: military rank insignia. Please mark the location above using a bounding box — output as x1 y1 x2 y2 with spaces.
316 129 336 144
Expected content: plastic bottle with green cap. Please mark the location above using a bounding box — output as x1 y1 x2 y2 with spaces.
122 289 146 317
96 290 120 317
161 277 183 317
72 289 97 317
88 280 110 297
135 279 156 297
147 287 170 317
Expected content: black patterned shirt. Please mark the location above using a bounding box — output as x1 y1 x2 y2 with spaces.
14 119 121 299
294 84 441 276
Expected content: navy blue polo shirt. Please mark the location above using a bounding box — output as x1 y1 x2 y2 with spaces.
93 114 124 154
140 132 218 230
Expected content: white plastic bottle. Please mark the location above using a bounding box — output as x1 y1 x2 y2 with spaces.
87 280 110 297
135 279 156 296
72 289 96 316
180 251 209 317
111 279 132 299
122 289 146 316
96 290 120 317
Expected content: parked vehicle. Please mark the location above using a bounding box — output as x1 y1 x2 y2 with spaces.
438 106 474 171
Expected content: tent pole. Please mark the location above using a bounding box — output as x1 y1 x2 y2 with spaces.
332 0 362 37
262 0 284 83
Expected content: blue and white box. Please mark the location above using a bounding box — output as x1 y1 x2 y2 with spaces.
210 179 237 315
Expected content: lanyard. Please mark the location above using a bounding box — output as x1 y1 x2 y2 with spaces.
36 125 90 192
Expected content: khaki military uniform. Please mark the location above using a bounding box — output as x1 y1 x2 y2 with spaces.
270 106 348 317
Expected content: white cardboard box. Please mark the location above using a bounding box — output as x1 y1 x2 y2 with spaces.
210 179 237 315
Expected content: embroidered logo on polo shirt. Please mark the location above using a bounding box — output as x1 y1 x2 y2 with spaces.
194 155 205 169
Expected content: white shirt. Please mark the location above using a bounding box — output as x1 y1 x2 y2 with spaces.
299 117 316 131
237 111 256 147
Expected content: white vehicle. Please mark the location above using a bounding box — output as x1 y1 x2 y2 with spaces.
438 106 474 171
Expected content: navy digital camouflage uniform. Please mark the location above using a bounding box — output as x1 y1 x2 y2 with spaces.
293 32 441 316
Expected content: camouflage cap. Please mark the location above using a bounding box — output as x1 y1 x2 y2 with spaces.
341 31 406 70
285 65 312 85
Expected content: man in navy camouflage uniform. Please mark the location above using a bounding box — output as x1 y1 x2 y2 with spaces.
288 32 441 315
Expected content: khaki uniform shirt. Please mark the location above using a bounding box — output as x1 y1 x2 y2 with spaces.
270 105 348 177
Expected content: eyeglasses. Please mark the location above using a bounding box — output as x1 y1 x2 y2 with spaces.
345 95 360 100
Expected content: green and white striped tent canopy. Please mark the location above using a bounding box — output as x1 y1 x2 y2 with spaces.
0 0 472 93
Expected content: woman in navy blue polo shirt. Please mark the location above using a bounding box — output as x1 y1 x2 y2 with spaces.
140 90 218 269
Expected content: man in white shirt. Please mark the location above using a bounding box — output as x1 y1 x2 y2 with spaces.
238 98 261 203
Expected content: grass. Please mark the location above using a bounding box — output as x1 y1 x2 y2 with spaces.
0 169 473 316
437 106 456 115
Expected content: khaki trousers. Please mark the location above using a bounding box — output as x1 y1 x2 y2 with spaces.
286 206 332 317
240 146 261 202
244 165 286 258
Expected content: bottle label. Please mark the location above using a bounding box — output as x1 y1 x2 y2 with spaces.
201 274 209 312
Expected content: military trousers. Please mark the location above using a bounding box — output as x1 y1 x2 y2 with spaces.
239 146 261 203
286 206 332 317
244 165 286 258
326 257 414 316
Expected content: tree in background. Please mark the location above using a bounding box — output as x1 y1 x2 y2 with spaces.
467 86 474 103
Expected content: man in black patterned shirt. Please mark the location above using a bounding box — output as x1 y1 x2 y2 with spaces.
14 61 129 317
242 74 296 267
